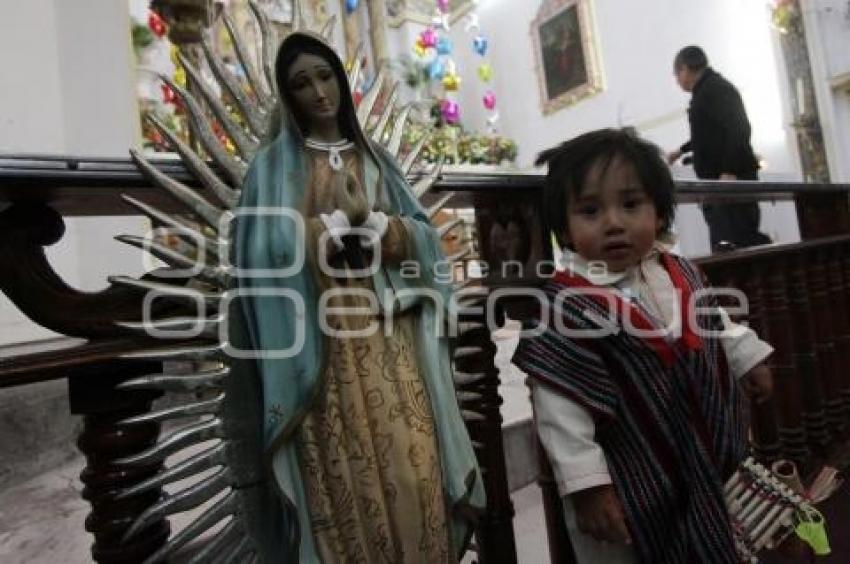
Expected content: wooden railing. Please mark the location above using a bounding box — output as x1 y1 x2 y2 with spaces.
2 155 850 563
698 235 850 473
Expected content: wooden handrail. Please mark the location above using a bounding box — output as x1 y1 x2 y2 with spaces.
0 202 189 339
694 232 850 265
3 154 849 215
0 336 204 389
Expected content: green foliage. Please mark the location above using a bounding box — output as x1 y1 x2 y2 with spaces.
131 22 154 58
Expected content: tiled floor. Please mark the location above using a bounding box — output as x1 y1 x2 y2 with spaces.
0 456 90 564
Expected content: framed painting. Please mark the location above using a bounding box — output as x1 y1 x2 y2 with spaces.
531 0 604 114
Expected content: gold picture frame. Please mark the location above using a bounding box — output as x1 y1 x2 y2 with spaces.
531 0 604 115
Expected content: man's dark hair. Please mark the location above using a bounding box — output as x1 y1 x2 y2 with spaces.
534 128 676 249
674 45 708 71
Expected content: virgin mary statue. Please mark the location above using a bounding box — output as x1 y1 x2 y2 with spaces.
234 32 485 563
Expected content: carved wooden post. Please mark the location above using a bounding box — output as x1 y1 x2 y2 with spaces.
727 262 783 462
0 203 174 561
454 290 518 563
460 185 551 562
825 245 850 432
762 258 810 465
69 360 170 563
808 247 844 443
536 441 576 564
824 245 850 446
789 252 830 457
838 242 850 427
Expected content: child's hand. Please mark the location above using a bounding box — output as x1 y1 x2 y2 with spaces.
571 485 632 545
742 363 773 403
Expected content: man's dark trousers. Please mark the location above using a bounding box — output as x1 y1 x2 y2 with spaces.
701 171 770 250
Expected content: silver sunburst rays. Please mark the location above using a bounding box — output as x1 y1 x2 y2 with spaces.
115 1 472 561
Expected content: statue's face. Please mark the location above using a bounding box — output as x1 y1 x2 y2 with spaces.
286 53 341 134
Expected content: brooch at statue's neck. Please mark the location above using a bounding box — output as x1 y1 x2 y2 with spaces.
305 138 355 171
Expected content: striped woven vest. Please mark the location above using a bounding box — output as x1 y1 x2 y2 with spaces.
514 253 748 563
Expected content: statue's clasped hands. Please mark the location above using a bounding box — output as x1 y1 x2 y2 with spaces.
319 169 388 253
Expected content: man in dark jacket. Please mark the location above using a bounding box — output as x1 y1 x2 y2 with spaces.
668 46 770 250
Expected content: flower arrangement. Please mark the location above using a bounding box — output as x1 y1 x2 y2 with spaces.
402 121 517 166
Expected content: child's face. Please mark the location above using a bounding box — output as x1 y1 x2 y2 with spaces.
566 155 662 273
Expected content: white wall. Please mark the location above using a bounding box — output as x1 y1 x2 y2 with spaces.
0 0 150 345
434 0 803 257
449 0 799 177
1 1 842 345
0 0 66 155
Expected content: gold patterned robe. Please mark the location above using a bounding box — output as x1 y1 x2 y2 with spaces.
295 147 453 563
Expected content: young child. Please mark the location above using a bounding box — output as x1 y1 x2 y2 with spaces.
512 129 774 563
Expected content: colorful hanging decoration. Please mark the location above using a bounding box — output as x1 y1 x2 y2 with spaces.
420 27 438 48
432 12 450 31
169 45 180 66
477 63 493 82
442 71 461 91
414 37 428 57
404 0 506 142
161 83 178 105
472 35 488 57
173 67 187 88
396 0 515 165
483 91 496 110
429 58 446 79
441 99 461 124
466 9 500 133
437 36 453 56
148 10 167 38
345 0 359 14
486 111 500 133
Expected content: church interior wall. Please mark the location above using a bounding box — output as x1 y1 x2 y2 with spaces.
0 0 151 346
431 0 807 256
1 0 847 345
444 0 800 179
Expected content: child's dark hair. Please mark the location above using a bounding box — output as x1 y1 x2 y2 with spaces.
535 128 676 249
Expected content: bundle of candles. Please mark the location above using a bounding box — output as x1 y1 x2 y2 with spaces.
724 457 829 562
